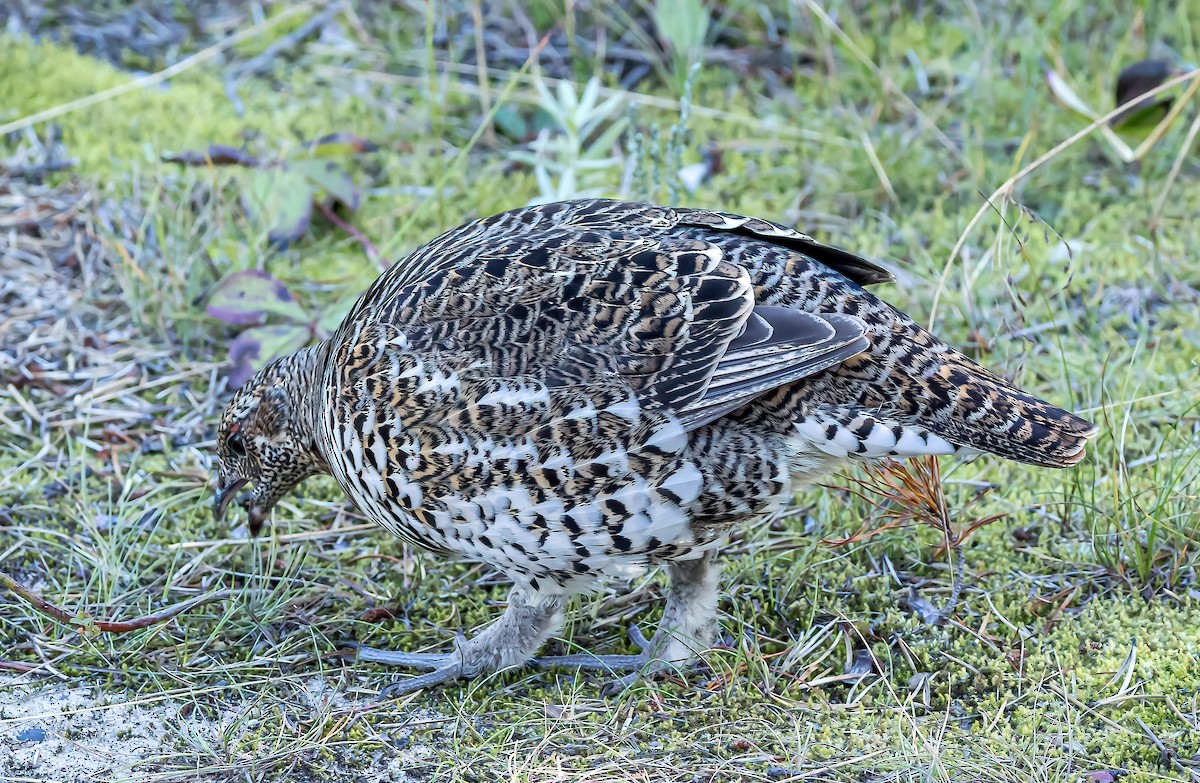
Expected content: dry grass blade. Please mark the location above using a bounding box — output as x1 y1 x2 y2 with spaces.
929 67 1200 326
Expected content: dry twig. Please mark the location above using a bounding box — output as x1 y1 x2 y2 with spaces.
0 570 230 635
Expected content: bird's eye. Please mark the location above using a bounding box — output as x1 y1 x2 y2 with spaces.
227 431 247 457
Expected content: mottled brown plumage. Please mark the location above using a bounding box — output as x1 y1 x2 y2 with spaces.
212 199 1096 694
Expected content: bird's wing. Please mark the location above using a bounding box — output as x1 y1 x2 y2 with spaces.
338 199 893 330
672 206 895 286
331 203 868 429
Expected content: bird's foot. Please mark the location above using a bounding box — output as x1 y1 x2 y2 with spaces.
534 623 653 671
346 640 467 699
345 589 568 698
350 643 454 670
535 624 686 694
377 664 464 698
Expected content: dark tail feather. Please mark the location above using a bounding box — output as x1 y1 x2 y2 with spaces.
924 355 1098 468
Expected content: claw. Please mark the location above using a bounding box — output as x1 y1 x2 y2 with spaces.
351 643 470 696
533 623 698 694
601 671 644 696
534 622 659 674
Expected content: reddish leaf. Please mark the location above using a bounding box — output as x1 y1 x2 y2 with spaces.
162 145 260 167
207 270 308 326
360 606 398 623
227 332 260 388
1084 771 1119 783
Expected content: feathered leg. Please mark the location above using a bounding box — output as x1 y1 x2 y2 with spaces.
536 550 720 688
355 588 566 697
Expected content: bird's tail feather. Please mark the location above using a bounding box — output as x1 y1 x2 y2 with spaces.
923 354 1097 468
795 353 1097 469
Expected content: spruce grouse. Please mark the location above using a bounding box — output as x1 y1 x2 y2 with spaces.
212 199 1097 694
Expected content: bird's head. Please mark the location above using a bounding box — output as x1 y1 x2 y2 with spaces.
213 346 329 535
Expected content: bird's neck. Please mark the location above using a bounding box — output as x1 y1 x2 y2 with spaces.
280 340 334 475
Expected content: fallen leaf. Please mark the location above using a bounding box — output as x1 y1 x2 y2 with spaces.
163 144 260 167
493 105 529 141
903 587 943 624
242 167 315 244
844 648 876 681
291 158 360 210
359 606 398 623
206 270 309 326
226 324 311 388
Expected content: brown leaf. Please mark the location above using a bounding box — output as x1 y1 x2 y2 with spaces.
360 606 398 623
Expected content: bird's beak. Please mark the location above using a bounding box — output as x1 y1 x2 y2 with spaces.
212 477 248 523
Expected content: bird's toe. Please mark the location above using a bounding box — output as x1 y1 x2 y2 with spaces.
600 670 649 696
626 623 653 653
377 664 464 699
352 644 456 671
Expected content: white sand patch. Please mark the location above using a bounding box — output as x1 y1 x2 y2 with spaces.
0 676 435 783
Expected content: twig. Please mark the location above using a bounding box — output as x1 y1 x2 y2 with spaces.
0 3 317 137
0 570 230 634
315 200 382 268
165 522 377 550
0 160 76 179
1135 716 1200 781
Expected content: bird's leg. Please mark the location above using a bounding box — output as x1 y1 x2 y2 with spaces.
536 550 720 688
354 587 567 698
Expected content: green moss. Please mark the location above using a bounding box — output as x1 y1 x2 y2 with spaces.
0 38 400 181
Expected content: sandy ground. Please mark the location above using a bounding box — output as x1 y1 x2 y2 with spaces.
0 676 433 782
